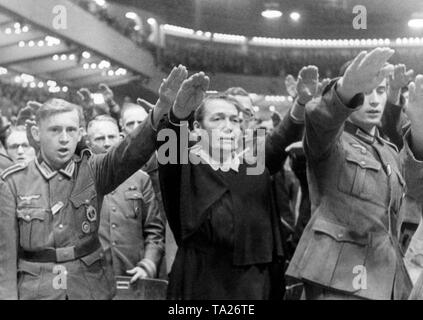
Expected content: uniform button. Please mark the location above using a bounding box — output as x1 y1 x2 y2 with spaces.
59 224 64 229
25 215 30 220
360 161 366 166
337 233 343 238
112 241 117 246
135 207 139 212
111 191 115 195
99 253 104 258
112 207 116 212
112 224 117 229
85 200 90 204
58 176 63 181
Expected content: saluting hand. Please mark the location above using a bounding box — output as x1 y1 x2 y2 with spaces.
297 65 319 105
337 47 395 104
388 64 414 105
285 74 297 98
98 83 114 103
159 65 188 106
77 88 94 109
173 72 210 120
406 75 423 159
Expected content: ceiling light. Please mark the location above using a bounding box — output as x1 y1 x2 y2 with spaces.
125 12 137 20
409 19 423 29
82 51 91 59
290 12 300 21
262 2 282 19
94 0 106 6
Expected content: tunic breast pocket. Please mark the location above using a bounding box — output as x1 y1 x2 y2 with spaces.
69 185 98 237
16 208 49 250
124 190 143 219
337 153 383 202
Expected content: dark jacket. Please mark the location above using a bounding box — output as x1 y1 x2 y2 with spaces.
158 109 303 299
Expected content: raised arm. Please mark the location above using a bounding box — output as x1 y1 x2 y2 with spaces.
157 72 209 243
265 65 318 174
305 48 395 161
381 64 413 150
91 66 188 195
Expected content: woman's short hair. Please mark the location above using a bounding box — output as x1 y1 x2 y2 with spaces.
194 94 244 125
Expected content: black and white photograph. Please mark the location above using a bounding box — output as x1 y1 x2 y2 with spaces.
0 0 423 307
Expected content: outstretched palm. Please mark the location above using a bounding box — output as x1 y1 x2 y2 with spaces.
297 65 319 104
173 72 210 119
159 65 188 106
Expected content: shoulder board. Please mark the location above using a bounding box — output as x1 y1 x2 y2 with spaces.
1 162 27 179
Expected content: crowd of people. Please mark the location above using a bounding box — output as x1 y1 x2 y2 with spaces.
2 45 423 301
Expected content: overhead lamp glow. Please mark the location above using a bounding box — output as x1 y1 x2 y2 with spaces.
18 41 25 47
22 25 29 33
261 9 282 19
94 0 106 6
290 12 300 21
147 18 156 25
409 19 423 29
125 12 138 20
82 51 91 59
5 28 12 34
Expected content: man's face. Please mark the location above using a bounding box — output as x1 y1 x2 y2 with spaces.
6 130 36 163
121 107 147 135
32 110 82 170
197 99 243 154
233 95 255 130
349 78 387 132
87 120 120 154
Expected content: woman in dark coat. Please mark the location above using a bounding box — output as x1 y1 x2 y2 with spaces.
157 71 305 299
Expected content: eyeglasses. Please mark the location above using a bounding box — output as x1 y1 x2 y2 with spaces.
8 143 31 150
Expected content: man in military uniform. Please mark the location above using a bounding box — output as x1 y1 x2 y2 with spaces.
0 91 169 299
286 48 419 299
86 115 164 282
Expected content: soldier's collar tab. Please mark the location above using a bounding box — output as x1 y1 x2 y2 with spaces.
344 121 380 145
35 156 75 180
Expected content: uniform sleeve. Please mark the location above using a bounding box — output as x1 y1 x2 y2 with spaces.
381 97 410 151
264 111 304 175
304 80 363 161
401 129 423 201
137 174 165 278
90 112 158 195
0 180 18 299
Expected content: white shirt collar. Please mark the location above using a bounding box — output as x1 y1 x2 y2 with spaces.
189 145 248 173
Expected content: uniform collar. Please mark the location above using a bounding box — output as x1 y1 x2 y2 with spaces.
189 145 243 173
344 121 383 145
35 154 75 180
